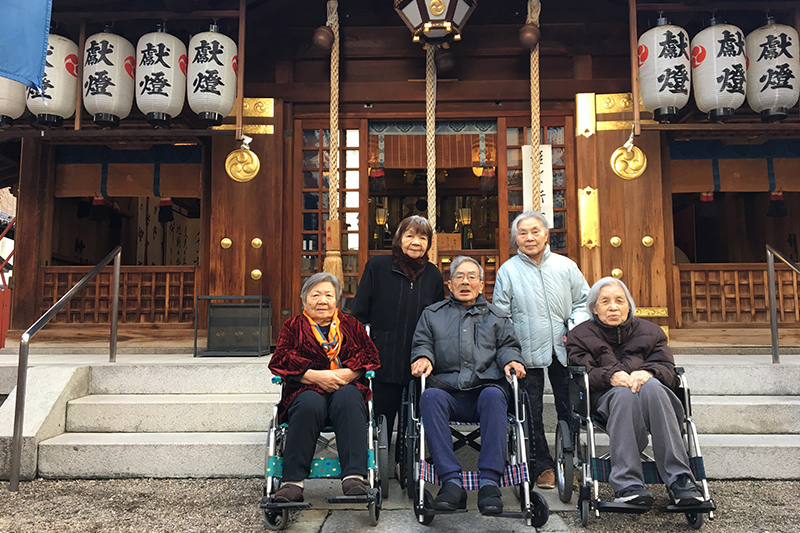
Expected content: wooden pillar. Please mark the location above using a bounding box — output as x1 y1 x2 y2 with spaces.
11 139 53 329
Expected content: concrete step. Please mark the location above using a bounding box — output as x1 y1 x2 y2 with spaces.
38 431 800 480
538 394 800 435
66 394 281 433
88 364 281 395
38 432 268 479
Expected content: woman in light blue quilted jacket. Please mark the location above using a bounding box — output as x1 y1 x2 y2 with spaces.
493 211 590 489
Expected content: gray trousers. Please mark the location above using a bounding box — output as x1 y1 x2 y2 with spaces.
595 379 694 492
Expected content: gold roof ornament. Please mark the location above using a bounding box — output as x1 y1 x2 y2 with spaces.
225 134 260 182
611 125 647 180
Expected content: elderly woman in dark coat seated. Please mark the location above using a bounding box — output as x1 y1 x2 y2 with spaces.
566 277 704 509
268 272 381 503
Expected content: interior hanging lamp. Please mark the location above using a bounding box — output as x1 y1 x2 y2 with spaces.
394 0 477 45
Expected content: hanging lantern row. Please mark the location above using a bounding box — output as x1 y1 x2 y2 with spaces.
639 15 800 123
0 23 237 129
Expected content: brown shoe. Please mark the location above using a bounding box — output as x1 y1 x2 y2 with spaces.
273 483 304 503
342 477 370 495
537 469 556 489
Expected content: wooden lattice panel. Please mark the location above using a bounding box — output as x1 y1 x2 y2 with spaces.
41 266 196 324
679 264 798 326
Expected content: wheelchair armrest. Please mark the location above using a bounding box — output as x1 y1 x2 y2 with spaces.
567 365 587 375
272 376 283 385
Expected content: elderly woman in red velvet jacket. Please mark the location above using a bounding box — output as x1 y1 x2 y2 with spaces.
268 272 381 503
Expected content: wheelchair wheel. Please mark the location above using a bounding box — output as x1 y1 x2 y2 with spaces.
528 490 549 528
397 386 409 489
686 512 704 530
579 498 590 527
405 381 419 500
414 488 435 526
519 388 537 469
555 420 574 504
368 487 382 526
377 414 390 500
263 509 289 531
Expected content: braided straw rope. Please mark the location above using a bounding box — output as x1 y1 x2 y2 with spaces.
323 0 343 282
426 45 438 264
528 0 542 212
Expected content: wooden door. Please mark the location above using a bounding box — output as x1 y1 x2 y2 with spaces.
575 94 671 329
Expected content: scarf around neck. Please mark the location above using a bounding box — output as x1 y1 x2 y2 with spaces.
392 245 428 283
303 309 344 370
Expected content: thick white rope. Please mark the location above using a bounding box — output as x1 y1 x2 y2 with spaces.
528 0 541 212
328 0 339 221
426 45 438 262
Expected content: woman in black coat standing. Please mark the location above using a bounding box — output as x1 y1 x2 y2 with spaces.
350 215 445 459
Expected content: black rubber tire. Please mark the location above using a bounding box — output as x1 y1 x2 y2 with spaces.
555 420 574 504
579 498 590 527
519 389 537 470
397 386 409 488
686 512 704 530
405 381 418 500
369 487 381 525
377 415 390 500
263 509 289 531
529 490 550 528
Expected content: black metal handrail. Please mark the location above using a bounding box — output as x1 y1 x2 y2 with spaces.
766 244 800 365
8 246 121 491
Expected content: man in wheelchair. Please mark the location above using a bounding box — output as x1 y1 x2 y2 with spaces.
410 256 527 515
566 277 705 509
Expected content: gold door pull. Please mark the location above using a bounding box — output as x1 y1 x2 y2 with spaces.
642 236 654 247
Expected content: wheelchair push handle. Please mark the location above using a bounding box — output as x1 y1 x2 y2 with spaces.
272 376 282 385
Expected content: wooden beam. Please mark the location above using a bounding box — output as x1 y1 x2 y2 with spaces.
235 0 246 140
0 129 236 143
637 2 796 12
74 21 85 131
629 0 641 136
51 11 240 22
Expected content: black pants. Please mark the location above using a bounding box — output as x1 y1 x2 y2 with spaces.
282 384 368 482
521 358 570 477
372 380 404 461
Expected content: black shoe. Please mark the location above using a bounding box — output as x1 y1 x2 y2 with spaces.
342 477 370 496
433 481 467 511
668 475 704 506
273 483 304 503
613 485 654 507
477 484 503 515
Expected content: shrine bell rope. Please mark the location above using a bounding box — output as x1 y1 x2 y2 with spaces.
425 45 438 264
323 0 344 282
529 0 542 212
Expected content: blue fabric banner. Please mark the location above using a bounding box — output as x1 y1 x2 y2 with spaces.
0 0 53 90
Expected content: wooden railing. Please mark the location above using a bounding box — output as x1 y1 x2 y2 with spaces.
677 263 799 327
40 266 196 324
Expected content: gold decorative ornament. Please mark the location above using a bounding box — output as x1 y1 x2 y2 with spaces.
578 186 599 248
220 238 232 249
251 238 263 249
429 0 445 16
213 124 274 135
225 135 261 182
611 146 647 179
597 120 657 131
575 93 596 138
610 236 622 248
635 307 668 317
251 269 262 280
611 268 623 279
226 98 275 117
642 235 654 247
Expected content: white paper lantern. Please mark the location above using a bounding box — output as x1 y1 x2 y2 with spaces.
691 20 746 122
746 17 800 122
0 76 27 127
26 33 79 127
638 17 692 122
83 30 135 127
187 24 237 126
136 27 186 127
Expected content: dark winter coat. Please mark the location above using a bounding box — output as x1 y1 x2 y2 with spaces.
411 294 524 399
566 315 677 411
268 312 381 423
350 254 445 384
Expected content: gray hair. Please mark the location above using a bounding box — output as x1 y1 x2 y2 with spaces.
587 277 636 317
300 272 342 307
449 255 484 281
509 211 550 251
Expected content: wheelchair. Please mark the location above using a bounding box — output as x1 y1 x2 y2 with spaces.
260 370 389 530
557 366 717 529
402 370 549 527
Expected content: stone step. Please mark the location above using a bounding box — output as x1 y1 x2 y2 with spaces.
66 394 281 433
88 364 281 395
37 431 800 480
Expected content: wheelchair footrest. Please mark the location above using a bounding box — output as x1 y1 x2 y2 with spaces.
415 506 468 517
664 499 717 513
326 490 379 505
594 500 651 514
260 498 312 511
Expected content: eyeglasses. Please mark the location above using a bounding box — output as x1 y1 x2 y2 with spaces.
452 271 480 282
